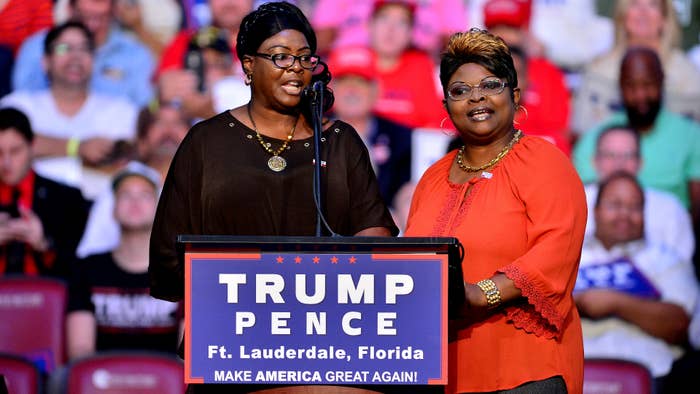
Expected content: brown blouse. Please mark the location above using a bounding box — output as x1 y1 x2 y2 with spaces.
149 111 398 302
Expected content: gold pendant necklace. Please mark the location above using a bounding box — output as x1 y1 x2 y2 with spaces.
457 130 523 172
247 103 297 172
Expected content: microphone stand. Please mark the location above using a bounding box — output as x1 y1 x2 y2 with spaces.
309 81 324 236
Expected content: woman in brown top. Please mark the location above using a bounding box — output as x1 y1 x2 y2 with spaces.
149 2 397 393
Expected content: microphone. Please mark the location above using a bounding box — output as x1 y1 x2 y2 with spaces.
304 79 337 236
302 80 324 102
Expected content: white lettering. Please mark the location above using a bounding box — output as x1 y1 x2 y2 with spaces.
338 274 374 304
342 311 362 335
256 274 285 303
295 274 325 304
271 312 291 334
235 312 256 334
377 312 397 335
385 275 413 303
219 274 246 303
306 312 326 335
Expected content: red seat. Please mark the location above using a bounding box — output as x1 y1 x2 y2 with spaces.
64 352 185 394
0 276 67 374
583 358 653 394
0 353 42 394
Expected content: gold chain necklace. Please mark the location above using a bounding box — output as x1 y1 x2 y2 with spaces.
247 103 297 172
457 130 523 172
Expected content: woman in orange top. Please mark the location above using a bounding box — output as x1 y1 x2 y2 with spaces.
405 28 587 393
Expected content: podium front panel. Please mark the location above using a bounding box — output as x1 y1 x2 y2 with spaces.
179 236 461 387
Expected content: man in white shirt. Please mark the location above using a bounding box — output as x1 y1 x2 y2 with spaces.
1 21 137 200
584 125 694 262
576 172 698 384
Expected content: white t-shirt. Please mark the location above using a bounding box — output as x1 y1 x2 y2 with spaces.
76 185 119 258
584 183 695 261
0 90 137 198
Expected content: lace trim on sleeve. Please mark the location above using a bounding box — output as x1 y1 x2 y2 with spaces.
500 264 565 340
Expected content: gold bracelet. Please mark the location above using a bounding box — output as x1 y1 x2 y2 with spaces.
476 279 502 309
66 137 80 157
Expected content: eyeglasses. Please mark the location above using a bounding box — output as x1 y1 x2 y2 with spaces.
596 150 639 161
598 200 643 214
253 53 320 70
446 77 508 101
51 42 92 56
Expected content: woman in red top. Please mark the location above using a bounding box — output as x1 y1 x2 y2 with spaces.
405 28 587 393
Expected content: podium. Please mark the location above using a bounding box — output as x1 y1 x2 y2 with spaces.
177 235 463 393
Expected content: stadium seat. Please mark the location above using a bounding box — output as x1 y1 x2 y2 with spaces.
0 276 67 374
60 351 184 394
583 358 653 394
0 353 43 394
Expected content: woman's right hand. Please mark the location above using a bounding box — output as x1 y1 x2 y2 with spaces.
448 282 492 340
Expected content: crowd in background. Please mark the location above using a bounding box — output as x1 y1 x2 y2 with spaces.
1 0 700 392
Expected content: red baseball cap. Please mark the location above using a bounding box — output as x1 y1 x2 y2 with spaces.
372 0 417 16
328 46 377 81
483 0 532 29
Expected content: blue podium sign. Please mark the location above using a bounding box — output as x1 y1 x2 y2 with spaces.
184 250 449 385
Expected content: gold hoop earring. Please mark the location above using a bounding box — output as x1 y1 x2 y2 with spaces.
517 104 529 121
440 117 457 137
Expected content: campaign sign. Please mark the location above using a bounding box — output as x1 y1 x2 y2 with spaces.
574 257 661 299
184 251 448 385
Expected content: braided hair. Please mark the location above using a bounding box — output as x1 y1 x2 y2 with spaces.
237 1 334 119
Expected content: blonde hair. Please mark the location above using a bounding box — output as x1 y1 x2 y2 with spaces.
613 0 680 56
439 28 517 98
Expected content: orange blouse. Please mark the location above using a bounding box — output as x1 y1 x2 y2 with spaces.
405 135 587 393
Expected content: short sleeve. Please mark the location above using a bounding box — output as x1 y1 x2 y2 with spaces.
67 259 95 313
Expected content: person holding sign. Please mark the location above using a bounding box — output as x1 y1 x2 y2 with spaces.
149 1 397 393
404 28 587 393
575 171 699 390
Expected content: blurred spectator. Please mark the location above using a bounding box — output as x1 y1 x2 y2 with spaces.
482 0 543 57
311 0 466 60
180 0 216 29
573 47 700 218
468 0 613 75
691 300 700 363
575 171 698 389
0 0 53 98
0 107 90 278
664 288 700 392
368 0 446 130
66 162 182 360
0 46 11 98
530 0 613 75
482 0 572 155
1 21 138 199
327 46 411 208
585 125 694 262
156 0 253 120
113 0 183 58
159 25 248 120
572 0 700 135
11 0 155 107
390 181 416 236
0 0 53 55
689 35 700 71
134 102 191 177
77 102 190 258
